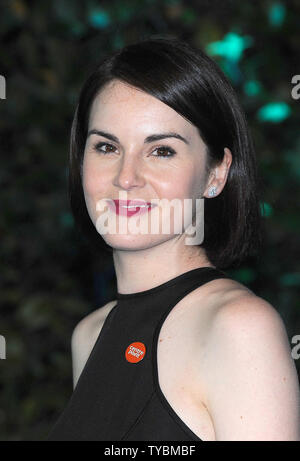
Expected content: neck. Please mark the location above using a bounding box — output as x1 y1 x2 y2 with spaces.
113 237 215 295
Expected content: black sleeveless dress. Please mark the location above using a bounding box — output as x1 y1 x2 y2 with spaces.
47 266 232 441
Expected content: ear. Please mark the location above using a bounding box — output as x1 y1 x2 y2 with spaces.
203 147 232 198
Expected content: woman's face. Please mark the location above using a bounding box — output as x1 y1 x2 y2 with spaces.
82 79 209 251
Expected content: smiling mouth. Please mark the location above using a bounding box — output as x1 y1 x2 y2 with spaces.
120 204 151 209
106 199 157 216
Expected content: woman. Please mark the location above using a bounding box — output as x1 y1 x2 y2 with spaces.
47 36 300 441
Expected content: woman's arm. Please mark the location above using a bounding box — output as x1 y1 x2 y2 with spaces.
202 295 300 441
71 301 116 389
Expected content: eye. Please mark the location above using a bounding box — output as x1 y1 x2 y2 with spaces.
151 145 176 159
93 142 117 154
92 142 176 159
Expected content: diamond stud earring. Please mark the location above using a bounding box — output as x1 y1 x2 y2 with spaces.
208 186 217 197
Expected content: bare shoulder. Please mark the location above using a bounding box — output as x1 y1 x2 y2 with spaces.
209 288 288 344
71 299 118 389
199 288 300 440
188 275 256 312
72 299 117 341
201 283 289 377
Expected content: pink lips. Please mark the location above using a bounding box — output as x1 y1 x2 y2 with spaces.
107 199 156 217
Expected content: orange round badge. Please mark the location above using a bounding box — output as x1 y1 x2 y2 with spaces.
125 342 146 363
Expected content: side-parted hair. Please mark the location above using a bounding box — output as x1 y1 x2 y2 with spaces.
69 35 264 270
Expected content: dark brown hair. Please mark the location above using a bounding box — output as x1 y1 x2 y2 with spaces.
68 35 264 270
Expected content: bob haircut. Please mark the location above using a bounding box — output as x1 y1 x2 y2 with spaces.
69 35 264 271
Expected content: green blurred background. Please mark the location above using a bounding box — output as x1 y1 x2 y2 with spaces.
0 0 299 441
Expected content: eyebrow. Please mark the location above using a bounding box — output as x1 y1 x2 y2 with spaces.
87 129 190 145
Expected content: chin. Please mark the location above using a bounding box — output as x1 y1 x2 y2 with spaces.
102 233 171 252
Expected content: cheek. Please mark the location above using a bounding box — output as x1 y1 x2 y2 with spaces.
156 167 197 200
82 156 109 223
182 163 206 199
82 154 106 198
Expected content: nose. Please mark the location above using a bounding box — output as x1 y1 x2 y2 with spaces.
113 154 146 191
